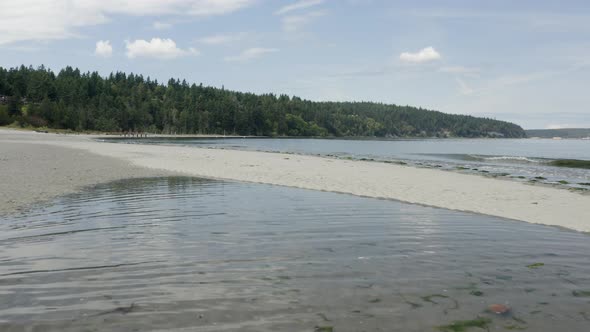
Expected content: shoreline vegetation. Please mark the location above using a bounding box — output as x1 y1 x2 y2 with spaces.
526 128 590 139
1 129 589 233
0 65 525 138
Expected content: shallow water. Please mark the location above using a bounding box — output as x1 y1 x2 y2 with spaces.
1 177 589 331
102 137 590 189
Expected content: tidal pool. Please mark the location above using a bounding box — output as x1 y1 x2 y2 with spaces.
1 177 589 331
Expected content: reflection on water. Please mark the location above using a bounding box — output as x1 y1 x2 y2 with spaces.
1 177 589 331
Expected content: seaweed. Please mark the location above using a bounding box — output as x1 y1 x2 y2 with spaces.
557 180 569 184
550 159 590 169
421 294 449 304
399 293 423 309
437 318 491 332
314 326 334 332
526 263 544 269
572 290 590 297
95 302 137 316
470 290 484 297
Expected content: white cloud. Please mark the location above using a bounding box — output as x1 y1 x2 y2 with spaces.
399 47 441 63
95 40 113 57
153 21 173 30
282 10 325 32
198 32 248 45
275 0 324 15
224 47 278 62
0 0 258 45
125 38 199 59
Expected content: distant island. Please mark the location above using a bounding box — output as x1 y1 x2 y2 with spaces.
0 65 525 138
526 128 590 139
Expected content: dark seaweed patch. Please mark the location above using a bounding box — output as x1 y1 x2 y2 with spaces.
437 318 491 332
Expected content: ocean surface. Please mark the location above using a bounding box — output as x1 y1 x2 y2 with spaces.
1 177 589 331
102 137 590 189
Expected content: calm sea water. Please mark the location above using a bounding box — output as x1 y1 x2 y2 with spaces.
102 137 590 188
1 177 589 331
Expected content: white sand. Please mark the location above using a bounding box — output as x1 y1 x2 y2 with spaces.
2 129 589 232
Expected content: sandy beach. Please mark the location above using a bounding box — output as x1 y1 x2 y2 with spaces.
1 128 589 232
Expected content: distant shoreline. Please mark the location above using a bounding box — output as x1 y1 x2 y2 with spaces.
1 128 589 232
2 126 528 140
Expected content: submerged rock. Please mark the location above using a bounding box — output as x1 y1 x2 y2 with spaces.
488 304 510 315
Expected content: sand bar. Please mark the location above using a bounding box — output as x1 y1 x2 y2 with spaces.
1 129 589 232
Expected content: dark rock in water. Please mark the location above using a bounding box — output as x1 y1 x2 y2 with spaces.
572 290 590 297
488 304 510 315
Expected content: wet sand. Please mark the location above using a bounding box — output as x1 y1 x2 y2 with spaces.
2 177 589 332
0 131 173 215
1 129 589 232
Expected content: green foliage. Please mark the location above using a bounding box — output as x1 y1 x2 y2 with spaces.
0 65 527 137
0 105 10 126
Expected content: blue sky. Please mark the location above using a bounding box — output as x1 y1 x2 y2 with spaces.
1 0 589 129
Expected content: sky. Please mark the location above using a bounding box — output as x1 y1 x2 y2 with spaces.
1 0 589 129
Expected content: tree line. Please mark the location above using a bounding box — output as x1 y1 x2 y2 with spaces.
0 65 526 138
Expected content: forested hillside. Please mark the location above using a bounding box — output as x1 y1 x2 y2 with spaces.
526 128 590 139
0 65 526 138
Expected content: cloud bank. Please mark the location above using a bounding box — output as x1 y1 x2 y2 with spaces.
0 0 257 45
